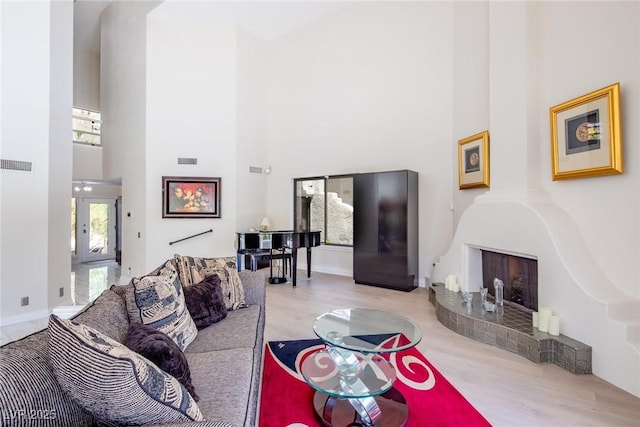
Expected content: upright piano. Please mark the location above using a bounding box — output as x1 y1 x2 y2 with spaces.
236 230 321 287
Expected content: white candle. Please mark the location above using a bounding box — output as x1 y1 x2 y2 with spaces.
445 274 456 290
538 307 553 332
549 315 560 336
532 312 539 328
452 281 460 293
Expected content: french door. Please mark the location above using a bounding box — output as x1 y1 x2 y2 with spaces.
73 197 116 262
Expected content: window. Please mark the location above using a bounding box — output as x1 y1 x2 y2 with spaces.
72 107 101 145
294 175 354 246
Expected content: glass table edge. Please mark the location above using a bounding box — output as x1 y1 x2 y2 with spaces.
300 350 397 399
312 308 423 353
311 332 423 354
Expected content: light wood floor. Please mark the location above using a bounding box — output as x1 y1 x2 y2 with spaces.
264 271 640 427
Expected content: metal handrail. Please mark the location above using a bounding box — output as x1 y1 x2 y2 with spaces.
169 229 213 245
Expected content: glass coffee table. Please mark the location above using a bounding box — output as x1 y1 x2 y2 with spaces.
300 308 422 427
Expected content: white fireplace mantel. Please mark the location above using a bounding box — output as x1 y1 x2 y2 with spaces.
433 196 640 398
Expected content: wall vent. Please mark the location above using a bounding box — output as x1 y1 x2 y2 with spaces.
178 157 197 165
1 159 32 172
249 166 263 174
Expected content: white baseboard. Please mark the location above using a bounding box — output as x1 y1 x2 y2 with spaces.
51 305 84 319
303 267 428 288
309 265 352 277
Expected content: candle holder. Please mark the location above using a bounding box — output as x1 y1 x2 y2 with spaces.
462 292 473 313
462 291 471 304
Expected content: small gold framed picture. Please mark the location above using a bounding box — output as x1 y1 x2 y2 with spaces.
458 131 490 189
550 83 622 180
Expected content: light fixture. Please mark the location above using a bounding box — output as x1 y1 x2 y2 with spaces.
74 182 92 192
264 165 271 174
260 217 270 231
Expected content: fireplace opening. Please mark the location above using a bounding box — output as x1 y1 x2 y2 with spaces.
481 250 538 311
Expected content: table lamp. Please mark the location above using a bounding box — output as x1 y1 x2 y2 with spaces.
260 217 270 231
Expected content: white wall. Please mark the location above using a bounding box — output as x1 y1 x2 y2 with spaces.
145 11 239 267
101 2 271 277
1 0 73 324
73 40 100 112
73 144 103 181
265 2 456 283
48 0 74 308
435 0 640 398
101 1 160 277
452 1 490 228
236 28 270 233
444 0 639 299
539 1 639 299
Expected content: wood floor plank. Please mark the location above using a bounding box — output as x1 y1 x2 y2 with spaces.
263 271 640 427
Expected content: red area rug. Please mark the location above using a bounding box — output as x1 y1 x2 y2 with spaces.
259 336 491 426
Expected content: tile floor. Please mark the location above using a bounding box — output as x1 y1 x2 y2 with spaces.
0 260 123 346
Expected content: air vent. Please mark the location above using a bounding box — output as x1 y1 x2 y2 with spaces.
1 159 32 172
178 157 197 165
249 166 263 174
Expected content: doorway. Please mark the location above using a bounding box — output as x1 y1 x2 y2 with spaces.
72 197 117 263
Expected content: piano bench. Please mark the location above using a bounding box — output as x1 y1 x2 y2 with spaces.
245 251 292 274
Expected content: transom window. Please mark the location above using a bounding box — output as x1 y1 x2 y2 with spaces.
72 107 101 146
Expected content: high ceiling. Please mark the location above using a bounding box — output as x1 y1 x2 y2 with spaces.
74 1 349 57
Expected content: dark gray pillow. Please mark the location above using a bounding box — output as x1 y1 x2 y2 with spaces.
125 322 199 402
183 274 228 329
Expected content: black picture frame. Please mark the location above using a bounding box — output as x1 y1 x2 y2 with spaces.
162 176 221 218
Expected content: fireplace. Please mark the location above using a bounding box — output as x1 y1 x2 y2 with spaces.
481 250 538 311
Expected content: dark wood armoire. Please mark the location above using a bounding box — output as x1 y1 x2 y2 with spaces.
353 170 418 291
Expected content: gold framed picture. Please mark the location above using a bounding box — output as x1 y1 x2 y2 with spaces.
458 131 489 189
550 83 622 180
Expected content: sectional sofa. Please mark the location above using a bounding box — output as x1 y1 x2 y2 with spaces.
0 255 266 427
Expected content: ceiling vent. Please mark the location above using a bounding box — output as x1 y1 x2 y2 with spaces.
178 157 197 165
1 159 32 172
249 166 263 174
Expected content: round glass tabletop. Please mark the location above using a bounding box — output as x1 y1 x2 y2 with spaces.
312 308 422 353
300 349 396 398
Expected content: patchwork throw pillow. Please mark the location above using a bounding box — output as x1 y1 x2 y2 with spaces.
125 260 197 350
174 254 246 310
125 322 199 401
183 273 228 329
48 315 204 425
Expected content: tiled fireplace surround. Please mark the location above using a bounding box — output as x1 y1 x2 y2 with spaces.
431 246 592 374
433 198 640 398
428 284 592 374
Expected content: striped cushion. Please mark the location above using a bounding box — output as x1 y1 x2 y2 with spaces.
0 340 94 426
126 261 197 351
48 315 204 424
174 254 247 310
